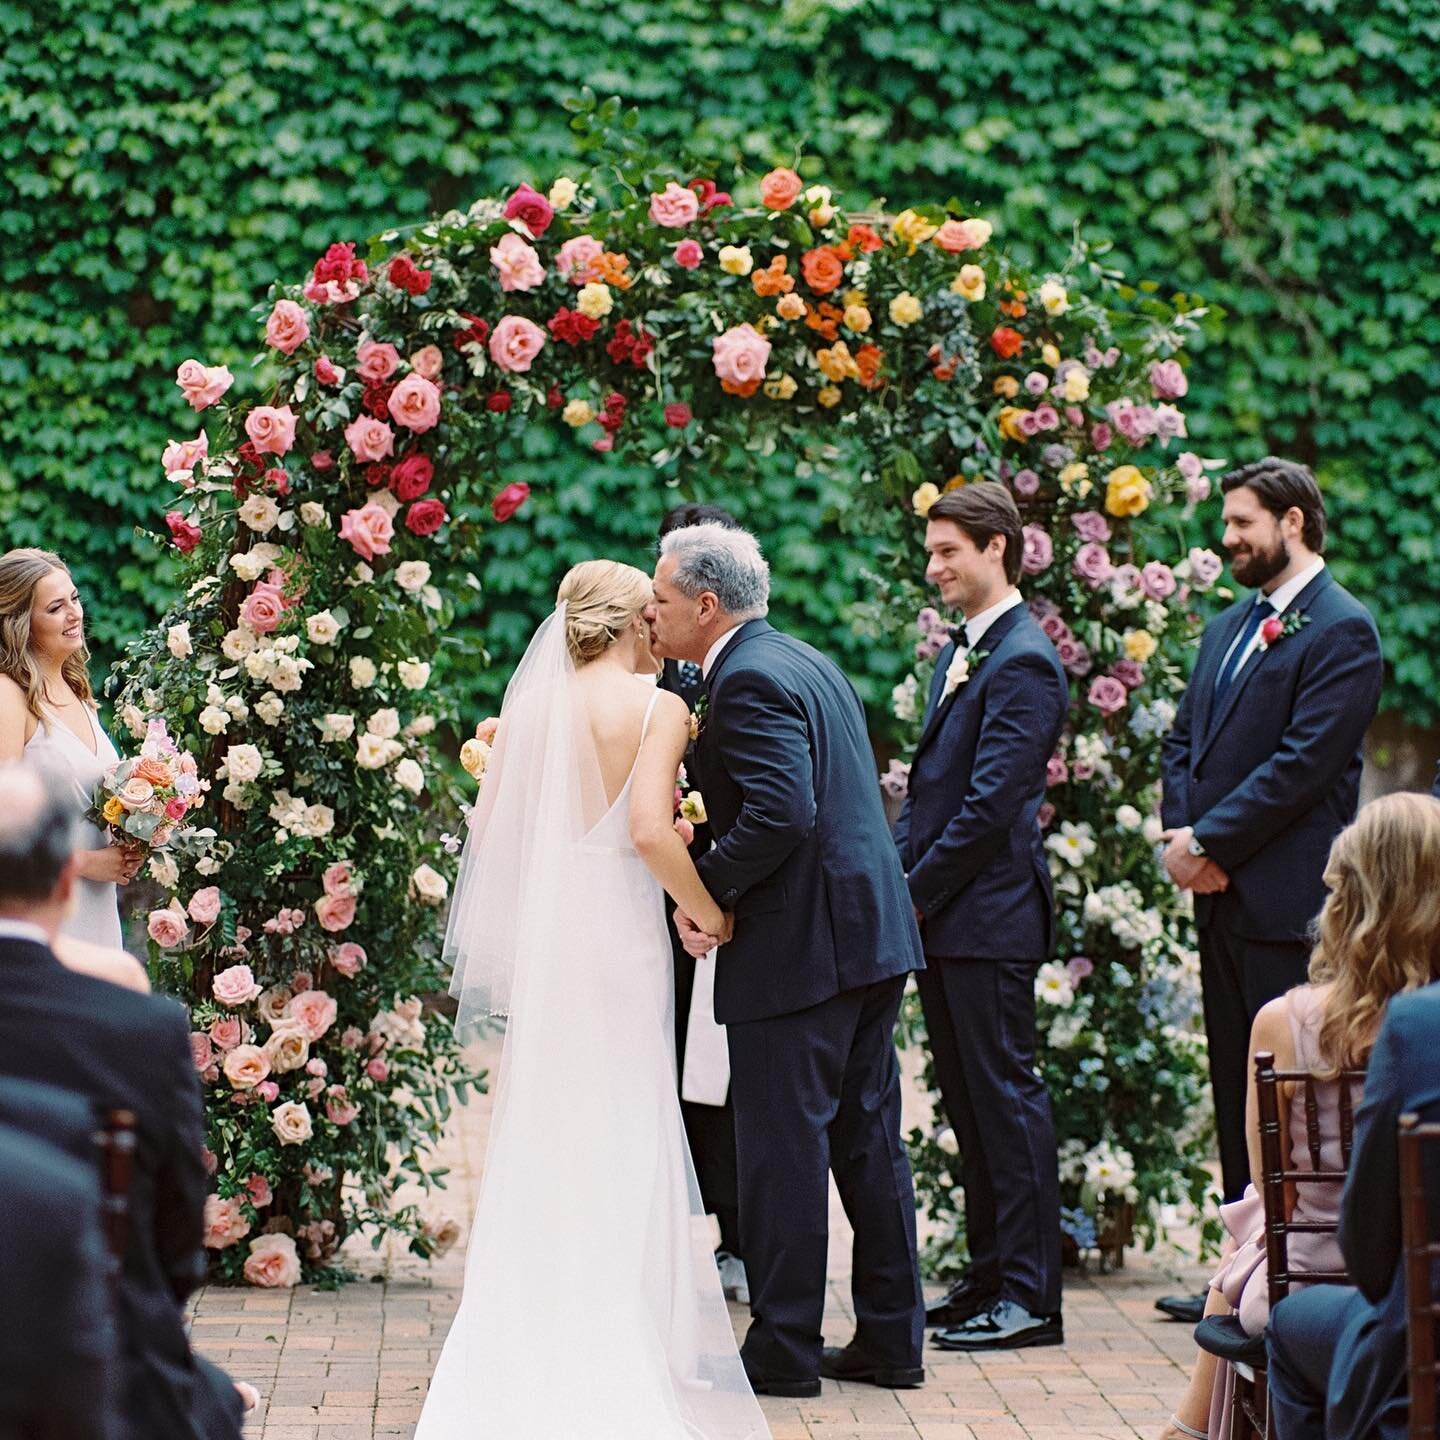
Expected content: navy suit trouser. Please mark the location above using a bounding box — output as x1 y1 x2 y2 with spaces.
918 955 1061 1316
727 975 923 1382
1266 1285 1362 1440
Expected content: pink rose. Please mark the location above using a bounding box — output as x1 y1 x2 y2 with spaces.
212 963 262 1007
161 431 208 477
209 1017 243 1051
1072 542 1114 588
409 345 444 380
1150 359 1189 400
244 405 298 457
1111 659 1146 690
1090 422 1113 452
1088 675 1129 716
1046 754 1069 787
1071 511 1112 544
222 1044 271 1091
325 1086 360 1126
490 232 546 292
341 1026 364 1051
203 1195 250 1250
1057 638 1093 677
1067 956 1095 984
1032 404 1059 431
288 989 338 1042
343 414 396 464
255 1080 279 1103
245 1174 272 1208
147 907 189 950
386 373 442 433
503 183 554 237
189 1032 214 1072
1021 526 1053 575
1012 468 1040 496
164 797 187 821
314 892 356 933
243 1232 301 1288
239 579 286 634
711 324 771 394
356 340 401 384
175 359 234 410
649 181 700 228
556 235 604 285
366 1056 389 1082
489 315 546 373
1039 613 1071 644
201 1147 218 1175
1140 561 1177 600
322 861 354 897
187 886 222 926
673 239 702 269
932 218 986 253
338 502 395 561
265 299 310 355
1260 615 1284 648
330 942 367 978
314 354 343 386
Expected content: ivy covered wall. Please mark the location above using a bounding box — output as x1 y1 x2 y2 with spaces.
4 0 1437 719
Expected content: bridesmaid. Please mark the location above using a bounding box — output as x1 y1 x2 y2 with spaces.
0 549 141 948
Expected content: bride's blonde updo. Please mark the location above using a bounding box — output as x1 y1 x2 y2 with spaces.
556 560 652 665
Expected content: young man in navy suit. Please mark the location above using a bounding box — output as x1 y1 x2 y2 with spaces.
893 483 1069 1352
1157 457 1382 1322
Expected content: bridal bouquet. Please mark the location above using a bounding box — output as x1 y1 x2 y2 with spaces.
91 717 208 854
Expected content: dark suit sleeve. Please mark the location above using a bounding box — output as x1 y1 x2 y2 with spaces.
892 791 915 873
1160 650 1200 829
151 1002 209 1303
695 667 816 906
1192 616 1383 869
1340 998 1408 1303
1431 759 1440 799
894 649 954 871
906 652 1066 917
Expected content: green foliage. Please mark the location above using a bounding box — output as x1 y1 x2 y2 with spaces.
5 0 1436 721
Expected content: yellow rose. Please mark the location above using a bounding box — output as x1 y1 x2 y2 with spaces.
890 209 938 250
965 217 994 247
547 176 578 209
817 342 859 382
576 282 612 320
718 245 754 277
911 482 941 516
776 293 806 320
843 304 872 333
561 399 595 428
810 203 836 226
1038 280 1069 316
843 288 868 308
992 374 1020 399
816 385 842 409
951 264 986 302
1124 630 1158 663
459 738 491 780
888 291 922 327
1041 342 1062 368
763 373 798 400
1062 366 1091 402
998 406 1028 443
102 795 126 825
1059 462 1092 498
1105 465 1153 518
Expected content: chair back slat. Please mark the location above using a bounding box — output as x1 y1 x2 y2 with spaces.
1400 1114 1440 1440
1255 1051 1292 1311
1339 1074 1359 1166
1304 1077 1323 1171
94 1107 137 1262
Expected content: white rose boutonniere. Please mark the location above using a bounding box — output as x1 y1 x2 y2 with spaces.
941 648 988 700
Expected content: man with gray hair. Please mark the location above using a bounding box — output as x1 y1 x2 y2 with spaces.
647 524 926 1397
0 760 247 1440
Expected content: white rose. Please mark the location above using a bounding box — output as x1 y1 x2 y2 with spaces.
1142 815 1165 845
548 176 578 209
397 659 430 691
347 562 373 587
307 610 343 646
403 714 436 739
222 780 251 809
199 705 230 736
262 1025 310 1075
318 713 356 743
269 657 307 693
195 854 222 876
224 744 264 784
222 627 257 662
244 649 274 682
411 864 448 906
238 495 281 534
420 584 442 611
356 734 404 770
1114 805 1143 831
299 501 329 528
395 561 431 593
270 1101 313 1146
255 692 285 726
223 694 248 720
350 656 378 689
121 703 147 739
166 623 192 659
149 851 180 888
1038 279 1069 316
393 758 425 795
303 803 335 838
367 708 401 739
369 489 401 519
229 552 266 582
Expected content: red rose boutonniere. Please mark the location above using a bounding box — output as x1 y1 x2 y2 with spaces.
1259 610 1310 651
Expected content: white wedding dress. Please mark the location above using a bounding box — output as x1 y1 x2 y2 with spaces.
417 606 768 1440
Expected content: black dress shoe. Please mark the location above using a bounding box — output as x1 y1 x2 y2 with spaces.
1155 1292 1207 1324
743 1370 821 1398
931 1299 1063 1351
819 1343 925 1389
925 1275 1002 1327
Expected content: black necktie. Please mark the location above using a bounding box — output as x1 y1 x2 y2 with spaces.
1214 600 1270 703
679 661 702 690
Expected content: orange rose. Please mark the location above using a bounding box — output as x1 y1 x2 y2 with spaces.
800 247 845 296
816 342 858 383
759 167 803 211
804 301 843 342
846 224 884 253
596 251 633 290
990 327 1024 360
998 298 1027 319
751 257 794 297
720 376 762 397
133 757 175 787
854 344 884 390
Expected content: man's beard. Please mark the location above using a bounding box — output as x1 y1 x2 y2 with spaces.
1229 536 1290 589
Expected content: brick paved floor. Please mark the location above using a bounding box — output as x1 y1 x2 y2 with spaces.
192 1034 1210 1440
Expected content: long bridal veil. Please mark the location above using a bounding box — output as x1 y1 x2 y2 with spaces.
420 604 768 1440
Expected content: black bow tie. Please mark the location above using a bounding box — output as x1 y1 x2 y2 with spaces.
948 626 969 651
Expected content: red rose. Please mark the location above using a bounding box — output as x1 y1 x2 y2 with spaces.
486 390 512 413
452 313 489 353
592 435 615 452
989 326 1024 359
387 254 432 296
664 402 691 428
491 482 530 523
546 386 565 409
405 498 448 536
390 453 434 501
166 512 202 553
263 467 290 496
1260 616 1284 646
235 441 264 475
311 449 334 471
365 463 392 489
363 382 395 420
312 242 367 286
687 178 732 214
314 354 342 385
547 307 601 346
503 183 555 238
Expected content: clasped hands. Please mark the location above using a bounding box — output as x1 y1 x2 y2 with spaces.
673 907 734 958
1159 826 1230 895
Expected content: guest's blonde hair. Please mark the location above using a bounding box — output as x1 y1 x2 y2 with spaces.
556 560 652 665
0 549 94 728
1308 791 1440 1071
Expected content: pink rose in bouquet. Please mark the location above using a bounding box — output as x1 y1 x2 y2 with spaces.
649 181 700 228
489 315 546 372
556 235 603 284
329 942 367 978
162 431 208 478
203 1195 250 1250
503 183 554 237
711 324 771 395
239 579 286 633
189 1032 214 1072
187 887 222 925
288 989 338 1042
314 893 356 933
409 345 444 380
356 340 401 384
673 240 702 270
245 1174 273 1208
490 232 546 292
1088 675 1129 716
147 907 188 949
212 963 262 1007
325 1086 360 1126
209 1017 244 1051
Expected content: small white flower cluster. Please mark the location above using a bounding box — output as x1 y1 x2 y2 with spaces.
243 636 313 694
354 709 427 797
1042 996 1095 1050
1058 1137 1138 1203
199 681 250 736
1083 882 1164 950
891 673 919 723
1045 820 1097 870
268 790 335 844
1034 961 1076 1007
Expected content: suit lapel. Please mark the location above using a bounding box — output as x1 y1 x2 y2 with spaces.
1194 601 1254 739
915 605 1027 757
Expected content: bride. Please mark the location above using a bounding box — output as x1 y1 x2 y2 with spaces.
416 560 770 1439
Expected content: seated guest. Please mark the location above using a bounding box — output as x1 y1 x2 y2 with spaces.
1163 792 1440 1439
53 932 150 993
0 760 248 1440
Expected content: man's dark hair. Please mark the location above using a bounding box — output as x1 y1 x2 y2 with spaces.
1220 457 1327 553
0 762 79 907
928 482 1025 586
657 503 739 540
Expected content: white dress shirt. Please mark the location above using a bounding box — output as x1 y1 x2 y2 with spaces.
701 623 745 680
961 588 1025 652
1218 556 1326 680
0 919 51 946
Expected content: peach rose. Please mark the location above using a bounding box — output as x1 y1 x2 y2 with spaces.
355 339 401 383
222 1044 271 1090
490 232 546 292
288 989 338 1042
488 315 546 373
203 1194 250 1250
175 359 234 410
261 1025 309 1074
132 756 173 787
244 405 298 457
322 860 355 896
189 1032 214 1072
239 580 286 634
711 324 771 396
338 502 395 562
329 942 367 978
387 373 442 433
256 984 293 1027
475 716 500 744
265 299 310 355
556 234 604 285
648 181 700 228
325 1086 360 1126
933 218 986 254
759 167 803 211
243 1232 301 1287
147 906 188 949
410 345 444 380
209 1017 244 1051
212 963 262 1007
269 1101 313 1147
314 892 357 933
245 1174 273 1208
343 414 396 464
187 887 222 925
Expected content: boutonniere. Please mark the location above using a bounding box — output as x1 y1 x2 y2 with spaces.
1258 610 1309 651
689 691 709 742
941 648 989 699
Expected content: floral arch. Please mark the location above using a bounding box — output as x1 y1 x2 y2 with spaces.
118 110 1223 1282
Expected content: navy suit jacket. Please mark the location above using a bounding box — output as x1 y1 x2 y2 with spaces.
695 619 923 1025
1160 568 1382 942
892 604 1068 961
1327 984 1440 1440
